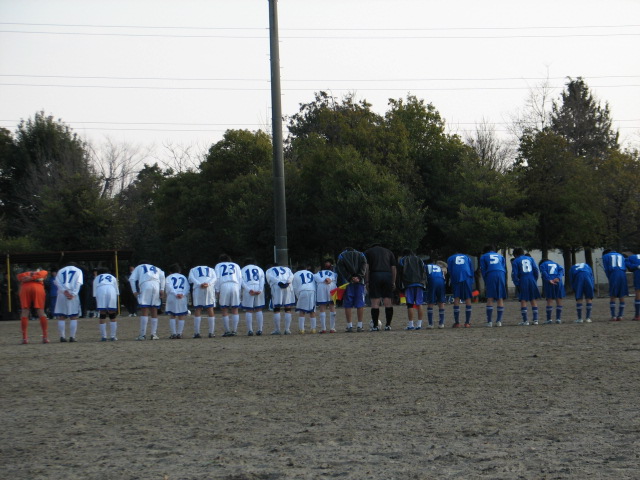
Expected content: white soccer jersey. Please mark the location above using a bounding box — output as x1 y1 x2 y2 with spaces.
266 266 295 307
165 273 190 316
188 265 217 308
215 262 242 308
314 269 337 304
129 264 165 308
54 266 84 317
241 264 266 310
93 273 120 310
293 270 316 313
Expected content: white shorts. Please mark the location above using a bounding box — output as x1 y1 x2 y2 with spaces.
166 295 189 316
241 289 265 310
54 293 81 318
95 285 118 311
316 283 335 305
218 283 241 308
296 290 316 313
271 285 296 307
192 285 216 308
138 282 161 308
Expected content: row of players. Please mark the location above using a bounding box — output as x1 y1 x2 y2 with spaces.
18 246 640 343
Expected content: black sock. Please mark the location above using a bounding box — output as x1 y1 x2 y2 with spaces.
385 307 394 325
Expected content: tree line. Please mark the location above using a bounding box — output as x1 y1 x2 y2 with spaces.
1 78 638 270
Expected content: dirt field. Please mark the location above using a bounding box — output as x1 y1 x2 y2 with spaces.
1 297 639 479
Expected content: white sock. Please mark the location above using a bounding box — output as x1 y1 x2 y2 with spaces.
207 316 215 334
69 320 77 337
273 313 281 331
150 317 158 335
330 312 336 329
246 312 253 331
319 312 327 330
109 321 117 337
407 320 414 327
194 316 201 334
232 314 240 332
99 323 107 338
284 313 292 331
416 320 423 328
139 316 148 336
223 316 230 332
357 321 363 329
58 320 66 338
310 317 317 330
256 311 264 331
169 318 177 335
299 317 305 331
177 319 185 334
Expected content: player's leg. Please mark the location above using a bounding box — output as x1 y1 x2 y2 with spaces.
531 299 539 324
206 306 216 338
370 296 381 329
108 311 118 340
272 306 282 334
149 306 159 339
99 311 109 340
635 288 640 321
555 298 563 324
283 307 293 334
192 306 203 338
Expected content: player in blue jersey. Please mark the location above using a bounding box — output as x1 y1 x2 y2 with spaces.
602 249 628 321
539 258 565 324
625 253 640 321
511 248 540 325
569 263 595 323
165 264 190 339
425 261 446 329
93 267 120 341
479 245 507 327
314 259 338 333
336 247 368 332
397 249 426 330
446 252 474 328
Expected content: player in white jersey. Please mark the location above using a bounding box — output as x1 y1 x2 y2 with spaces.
129 261 166 340
240 258 266 336
188 264 217 338
54 262 84 342
165 264 190 339
93 267 120 341
266 264 295 334
215 254 242 336
314 260 338 333
293 266 317 334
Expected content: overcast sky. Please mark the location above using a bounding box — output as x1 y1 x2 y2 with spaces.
1 0 639 160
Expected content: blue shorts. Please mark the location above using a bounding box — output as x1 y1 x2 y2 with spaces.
343 283 366 309
452 280 473 300
607 271 629 298
633 270 640 290
404 286 424 306
517 278 540 301
572 278 594 300
542 281 566 299
425 282 445 305
484 271 506 300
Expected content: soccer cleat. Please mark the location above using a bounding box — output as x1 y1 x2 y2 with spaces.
415 326 423 330
256 330 262 336
319 330 327 334
150 334 160 340
169 334 176 339
370 326 380 332
247 331 254 336
533 320 539 325
231 331 238 336
464 323 472 328
193 333 202 339
556 319 562 324
329 329 337 333
222 331 232 337
271 330 281 335
384 325 391 331
356 326 364 332
60 337 68 342
69 337 77 342
298 330 305 335
135 335 146 341
22 338 29 344
101 337 108 342
176 334 182 339
110 337 118 342
576 319 584 323
544 319 553 325
519 321 529 326
284 329 292 335
585 318 592 323
405 326 415 330
438 324 445 329
208 333 215 338
609 317 617 322
42 337 49 344
495 321 502 327
486 322 493 327
345 326 354 333
310 329 317 334
616 317 623 322
452 323 462 328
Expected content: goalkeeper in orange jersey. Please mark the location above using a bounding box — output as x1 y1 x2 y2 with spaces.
17 268 50 344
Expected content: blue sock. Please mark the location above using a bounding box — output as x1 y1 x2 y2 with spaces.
465 306 472 324
427 307 433 325
521 307 528 322
635 300 640 317
576 302 583 320
532 307 538 322
586 303 592 319
556 305 563 321
546 306 553 321
497 306 504 323
439 309 445 325
486 306 494 323
453 306 460 323
618 302 625 318
610 302 616 318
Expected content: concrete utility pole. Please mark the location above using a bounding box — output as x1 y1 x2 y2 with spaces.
268 0 289 266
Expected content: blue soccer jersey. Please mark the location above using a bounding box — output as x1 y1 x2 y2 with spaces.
511 255 540 301
625 254 640 290
425 264 446 305
480 251 507 300
447 253 474 300
539 260 566 299
602 251 629 297
570 263 595 300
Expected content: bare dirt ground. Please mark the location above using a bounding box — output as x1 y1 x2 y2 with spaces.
1 297 639 480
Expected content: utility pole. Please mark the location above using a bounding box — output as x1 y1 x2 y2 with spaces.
268 0 289 266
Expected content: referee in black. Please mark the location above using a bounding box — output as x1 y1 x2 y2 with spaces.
364 243 397 331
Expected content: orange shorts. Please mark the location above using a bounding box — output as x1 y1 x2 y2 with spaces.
19 282 46 310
